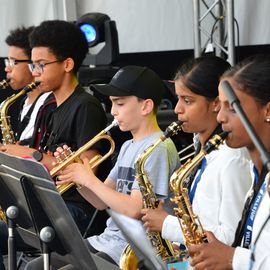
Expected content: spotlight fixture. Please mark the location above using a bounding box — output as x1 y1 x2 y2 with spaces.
76 12 119 66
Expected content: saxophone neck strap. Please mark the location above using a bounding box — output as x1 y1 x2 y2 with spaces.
232 165 268 248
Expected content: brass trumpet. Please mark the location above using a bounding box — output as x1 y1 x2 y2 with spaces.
0 78 10 89
51 119 118 194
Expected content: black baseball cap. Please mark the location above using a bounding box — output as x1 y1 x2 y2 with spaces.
91 65 165 106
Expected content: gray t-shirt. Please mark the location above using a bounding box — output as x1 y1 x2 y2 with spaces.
88 131 180 264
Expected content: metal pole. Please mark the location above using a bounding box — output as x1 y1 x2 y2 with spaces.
215 1 224 58
193 0 201 57
226 0 235 65
6 206 19 270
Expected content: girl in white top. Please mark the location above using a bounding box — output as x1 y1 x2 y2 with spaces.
189 55 270 270
141 56 252 250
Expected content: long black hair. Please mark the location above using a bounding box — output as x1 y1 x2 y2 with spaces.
222 54 270 105
174 55 231 100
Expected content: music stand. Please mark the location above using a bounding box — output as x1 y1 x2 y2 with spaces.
0 152 119 270
108 209 167 270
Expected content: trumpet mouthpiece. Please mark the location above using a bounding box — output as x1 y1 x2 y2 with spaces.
105 119 119 132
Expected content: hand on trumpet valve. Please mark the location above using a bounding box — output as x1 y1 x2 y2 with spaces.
55 157 93 188
54 144 73 164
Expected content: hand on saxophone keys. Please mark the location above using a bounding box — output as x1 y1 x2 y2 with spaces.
188 231 235 269
141 200 169 232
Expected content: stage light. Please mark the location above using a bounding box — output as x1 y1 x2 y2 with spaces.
80 24 96 44
76 13 110 48
76 12 119 66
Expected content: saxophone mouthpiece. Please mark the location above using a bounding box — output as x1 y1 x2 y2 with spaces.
219 131 229 140
204 131 228 154
0 78 10 89
163 120 183 139
23 81 41 93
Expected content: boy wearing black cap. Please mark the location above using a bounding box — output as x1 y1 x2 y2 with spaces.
26 65 180 268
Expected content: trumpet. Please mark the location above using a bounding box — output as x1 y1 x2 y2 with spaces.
51 119 118 194
0 78 10 89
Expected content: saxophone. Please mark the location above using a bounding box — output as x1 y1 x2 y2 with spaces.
170 131 228 246
0 82 40 145
0 81 40 222
0 78 10 89
120 121 183 270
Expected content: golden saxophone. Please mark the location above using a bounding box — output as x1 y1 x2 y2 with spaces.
51 119 118 194
170 131 228 246
0 81 40 145
120 121 183 270
0 78 10 89
0 81 39 221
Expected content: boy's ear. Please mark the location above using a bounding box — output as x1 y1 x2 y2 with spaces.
64 57 74 72
141 99 154 115
212 97 220 113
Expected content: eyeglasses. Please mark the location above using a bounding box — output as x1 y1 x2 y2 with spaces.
28 60 62 74
4 58 31 68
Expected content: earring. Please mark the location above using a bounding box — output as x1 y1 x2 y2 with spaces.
266 118 270 123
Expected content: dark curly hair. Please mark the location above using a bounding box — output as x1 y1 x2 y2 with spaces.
5 26 35 58
29 20 88 73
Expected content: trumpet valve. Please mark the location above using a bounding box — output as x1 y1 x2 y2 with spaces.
56 147 73 163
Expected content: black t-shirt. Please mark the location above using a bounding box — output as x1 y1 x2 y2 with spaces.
43 86 107 152
41 85 110 212
30 92 56 149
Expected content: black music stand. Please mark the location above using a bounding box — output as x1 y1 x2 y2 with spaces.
0 152 119 270
108 209 167 270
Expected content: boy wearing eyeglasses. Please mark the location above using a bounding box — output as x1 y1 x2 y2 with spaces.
0 26 57 270
4 26 56 146
0 21 110 237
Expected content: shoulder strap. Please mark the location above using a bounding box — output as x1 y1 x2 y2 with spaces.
15 93 43 141
41 88 81 152
232 166 268 247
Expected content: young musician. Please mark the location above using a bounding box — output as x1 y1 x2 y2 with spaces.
0 20 110 236
0 26 57 270
4 26 55 146
25 65 181 268
189 55 270 270
141 56 252 251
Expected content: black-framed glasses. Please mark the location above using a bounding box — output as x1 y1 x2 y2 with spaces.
28 60 62 74
4 58 31 68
